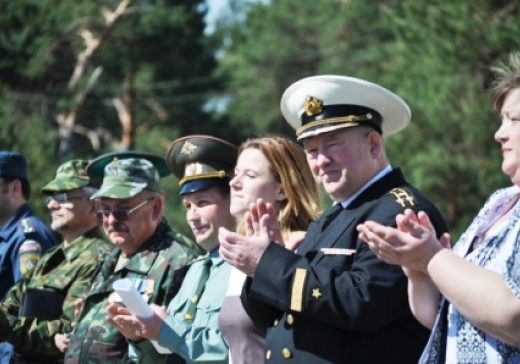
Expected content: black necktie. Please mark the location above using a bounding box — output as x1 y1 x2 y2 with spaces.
321 203 343 231
183 256 212 322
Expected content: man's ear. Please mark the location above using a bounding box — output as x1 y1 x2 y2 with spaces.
152 197 163 220
11 179 22 198
367 131 382 158
90 199 100 215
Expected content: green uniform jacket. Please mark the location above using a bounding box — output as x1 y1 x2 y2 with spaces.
64 220 197 364
0 228 113 364
130 250 231 364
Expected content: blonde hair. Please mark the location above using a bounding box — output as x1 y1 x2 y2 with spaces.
236 136 321 241
490 52 520 112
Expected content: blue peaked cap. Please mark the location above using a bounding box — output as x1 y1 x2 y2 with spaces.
0 151 28 180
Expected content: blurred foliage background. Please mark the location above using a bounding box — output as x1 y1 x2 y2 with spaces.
0 0 517 241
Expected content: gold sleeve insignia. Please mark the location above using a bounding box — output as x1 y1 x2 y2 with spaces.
388 188 416 207
312 288 322 299
290 268 308 312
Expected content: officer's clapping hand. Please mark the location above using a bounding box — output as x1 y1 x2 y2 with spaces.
285 231 306 251
357 209 450 272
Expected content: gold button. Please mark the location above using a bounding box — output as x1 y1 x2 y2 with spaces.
191 295 198 303
286 314 294 325
184 313 193 321
273 319 279 326
282 348 292 358
266 350 272 360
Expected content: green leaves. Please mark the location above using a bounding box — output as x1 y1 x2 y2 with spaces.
214 0 516 238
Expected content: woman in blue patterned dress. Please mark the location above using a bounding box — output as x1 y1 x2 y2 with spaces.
356 51 520 364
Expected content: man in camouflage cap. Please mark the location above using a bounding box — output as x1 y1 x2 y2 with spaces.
107 136 238 364
0 159 113 364
62 152 199 364
0 151 58 364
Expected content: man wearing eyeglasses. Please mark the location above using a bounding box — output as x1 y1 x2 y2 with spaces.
0 151 58 364
62 153 200 364
107 136 237 364
0 159 113 364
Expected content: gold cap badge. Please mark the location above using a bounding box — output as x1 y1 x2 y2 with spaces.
304 96 324 116
180 141 198 155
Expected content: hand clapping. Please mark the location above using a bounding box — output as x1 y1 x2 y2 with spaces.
356 209 450 272
219 199 283 277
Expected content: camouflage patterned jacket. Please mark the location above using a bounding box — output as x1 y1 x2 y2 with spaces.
0 228 113 364
64 220 197 364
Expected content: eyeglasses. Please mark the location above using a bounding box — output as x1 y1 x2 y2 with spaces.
97 197 154 222
46 193 86 205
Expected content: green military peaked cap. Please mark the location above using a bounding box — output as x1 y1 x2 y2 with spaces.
41 159 94 194
87 151 170 184
87 152 168 199
165 135 237 195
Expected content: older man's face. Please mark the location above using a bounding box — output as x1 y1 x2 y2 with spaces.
303 128 375 202
99 194 158 256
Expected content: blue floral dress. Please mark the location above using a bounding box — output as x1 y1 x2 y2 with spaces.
422 185 520 364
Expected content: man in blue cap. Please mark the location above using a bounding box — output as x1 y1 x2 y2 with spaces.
0 151 58 364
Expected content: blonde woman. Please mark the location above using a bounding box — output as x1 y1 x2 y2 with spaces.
218 136 321 364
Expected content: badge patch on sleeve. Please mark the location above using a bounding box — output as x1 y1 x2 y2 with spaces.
19 240 42 276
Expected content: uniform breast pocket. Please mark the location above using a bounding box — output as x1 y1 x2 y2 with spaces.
195 295 225 327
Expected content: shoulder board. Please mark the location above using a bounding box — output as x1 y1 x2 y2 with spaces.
20 218 36 234
388 188 416 208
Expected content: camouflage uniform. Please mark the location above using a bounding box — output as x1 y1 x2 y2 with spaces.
64 155 198 364
0 230 113 364
0 159 113 364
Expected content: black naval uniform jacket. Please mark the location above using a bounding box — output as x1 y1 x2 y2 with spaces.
241 168 448 364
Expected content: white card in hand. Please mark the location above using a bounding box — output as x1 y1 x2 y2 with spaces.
112 278 172 354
